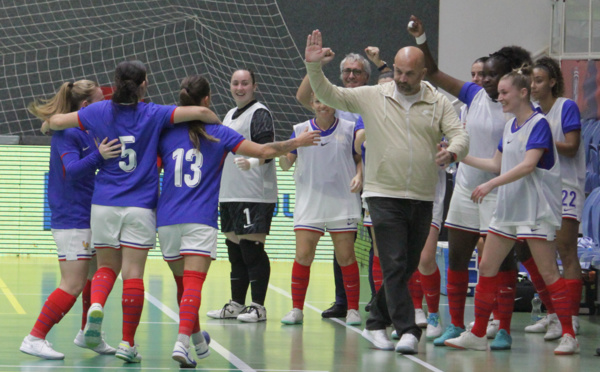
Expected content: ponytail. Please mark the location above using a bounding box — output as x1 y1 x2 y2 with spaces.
28 80 99 120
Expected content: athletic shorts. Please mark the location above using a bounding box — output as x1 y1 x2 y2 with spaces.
91 205 156 250
445 183 496 235
220 202 275 235
158 223 218 261
294 218 359 235
52 228 95 261
363 207 373 227
488 218 556 241
561 185 583 222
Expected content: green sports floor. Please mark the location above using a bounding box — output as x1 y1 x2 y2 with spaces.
0 256 598 372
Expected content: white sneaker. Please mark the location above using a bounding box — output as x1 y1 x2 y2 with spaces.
346 309 361 325
83 303 104 348
172 341 196 368
194 331 211 359
486 319 499 339
395 333 419 354
207 300 244 319
426 313 443 339
19 335 64 360
281 308 303 325
572 316 580 335
544 314 562 341
525 314 549 333
415 308 427 328
74 329 116 355
237 302 267 323
444 331 487 351
391 330 399 340
361 328 394 350
554 334 580 355
115 341 142 363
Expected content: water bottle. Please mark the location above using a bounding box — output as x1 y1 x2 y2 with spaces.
445 162 457 174
531 293 542 323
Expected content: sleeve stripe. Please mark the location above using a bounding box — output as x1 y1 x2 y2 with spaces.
232 139 245 153
77 113 85 131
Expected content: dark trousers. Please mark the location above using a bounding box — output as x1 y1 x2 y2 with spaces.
333 253 347 306
365 197 433 339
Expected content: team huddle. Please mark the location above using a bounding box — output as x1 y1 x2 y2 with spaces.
18 14 585 367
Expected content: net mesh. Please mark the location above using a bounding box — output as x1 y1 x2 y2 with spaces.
0 0 310 139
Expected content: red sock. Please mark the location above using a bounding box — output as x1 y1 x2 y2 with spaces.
122 278 145 345
81 279 91 330
447 269 469 329
471 275 497 337
90 267 117 306
340 262 360 311
31 288 77 339
495 270 517 333
291 261 311 310
546 278 575 336
174 275 199 334
564 278 582 317
421 268 441 313
408 271 424 309
372 256 383 293
522 257 555 313
179 270 207 336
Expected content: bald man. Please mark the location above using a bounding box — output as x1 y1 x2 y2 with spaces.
304 30 469 354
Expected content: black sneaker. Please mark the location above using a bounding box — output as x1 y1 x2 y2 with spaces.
365 296 375 312
321 303 347 318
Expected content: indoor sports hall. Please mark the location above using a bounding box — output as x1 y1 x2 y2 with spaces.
1 1 599 371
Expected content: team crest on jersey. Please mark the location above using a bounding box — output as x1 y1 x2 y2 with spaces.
82 241 90 249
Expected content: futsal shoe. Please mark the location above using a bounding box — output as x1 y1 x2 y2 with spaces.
74 330 116 355
281 308 304 325
207 300 244 319
391 330 400 339
554 334 580 355
544 315 562 341
172 341 197 368
237 302 267 323
524 314 550 333
194 331 211 359
84 303 104 348
490 329 512 350
415 308 427 328
115 341 142 363
433 324 465 346
361 328 394 350
486 319 500 339
425 313 443 339
395 333 419 354
346 309 361 325
321 303 347 318
19 335 64 360
444 331 487 351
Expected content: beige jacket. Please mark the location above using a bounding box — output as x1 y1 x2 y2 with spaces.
306 61 469 201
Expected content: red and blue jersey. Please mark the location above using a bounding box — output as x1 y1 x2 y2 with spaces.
157 124 244 228
48 128 103 229
77 100 176 208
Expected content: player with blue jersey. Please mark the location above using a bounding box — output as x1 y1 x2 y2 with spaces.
445 67 578 355
21 80 120 360
156 75 320 368
45 61 221 363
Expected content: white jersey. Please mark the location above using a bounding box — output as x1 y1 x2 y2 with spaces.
456 89 512 193
493 113 561 228
545 97 585 191
219 102 277 203
293 119 361 224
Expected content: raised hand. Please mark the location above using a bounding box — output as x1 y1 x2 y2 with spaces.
364 46 383 66
305 30 328 63
407 15 425 37
321 48 336 66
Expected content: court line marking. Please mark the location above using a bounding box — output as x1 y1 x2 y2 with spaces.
0 276 26 314
268 284 444 372
143 290 256 372
0 366 328 371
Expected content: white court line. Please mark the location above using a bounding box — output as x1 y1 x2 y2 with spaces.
268 284 444 372
0 366 328 372
143 291 256 372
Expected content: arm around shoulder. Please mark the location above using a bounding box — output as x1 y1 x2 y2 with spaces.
48 112 80 131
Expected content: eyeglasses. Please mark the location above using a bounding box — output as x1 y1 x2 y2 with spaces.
342 68 364 76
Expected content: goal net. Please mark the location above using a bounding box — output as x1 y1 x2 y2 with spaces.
0 0 310 140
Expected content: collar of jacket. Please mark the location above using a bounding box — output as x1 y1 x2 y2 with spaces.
378 80 440 104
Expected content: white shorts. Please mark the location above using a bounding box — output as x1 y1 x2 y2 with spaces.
488 218 557 241
561 185 583 222
445 183 496 235
52 228 95 261
91 205 156 250
158 223 218 261
294 218 359 235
